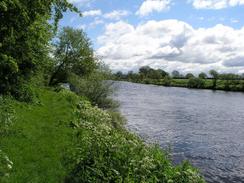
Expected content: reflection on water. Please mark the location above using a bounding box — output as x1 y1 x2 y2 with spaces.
113 81 244 183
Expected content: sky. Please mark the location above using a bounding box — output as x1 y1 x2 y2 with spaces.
60 0 244 74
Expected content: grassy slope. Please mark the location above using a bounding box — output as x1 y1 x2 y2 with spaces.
0 88 77 182
1 88 205 183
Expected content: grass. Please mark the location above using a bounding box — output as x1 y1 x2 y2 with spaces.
131 78 244 91
0 87 205 183
0 88 78 182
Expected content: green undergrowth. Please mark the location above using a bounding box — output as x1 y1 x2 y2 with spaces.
130 78 244 91
0 88 205 183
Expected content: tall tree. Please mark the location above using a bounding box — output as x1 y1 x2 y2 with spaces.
198 72 207 79
49 27 97 85
209 70 219 89
0 0 79 96
172 70 180 78
185 73 194 79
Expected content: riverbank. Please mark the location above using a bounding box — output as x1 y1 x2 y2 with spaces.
0 87 205 182
117 78 244 92
114 81 244 183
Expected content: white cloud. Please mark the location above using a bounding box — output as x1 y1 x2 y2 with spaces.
78 18 104 30
136 0 171 16
89 18 104 28
83 9 102 17
103 10 130 20
97 20 244 74
190 0 244 9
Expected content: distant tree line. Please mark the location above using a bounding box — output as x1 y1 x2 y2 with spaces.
114 66 244 91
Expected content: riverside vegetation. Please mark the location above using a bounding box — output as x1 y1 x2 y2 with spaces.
114 66 244 92
0 1 205 182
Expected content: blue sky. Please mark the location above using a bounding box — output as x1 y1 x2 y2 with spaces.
59 0 244 74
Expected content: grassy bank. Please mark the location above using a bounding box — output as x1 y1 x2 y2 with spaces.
0 87 205 182
125 78 244 92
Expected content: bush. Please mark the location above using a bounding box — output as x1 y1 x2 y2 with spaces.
0 54 19 95
63 102 205 183
0 97 14 182
68 71 118 110
187 78 205 89
0 96 15 136
11 83 37 103
162 76 172 86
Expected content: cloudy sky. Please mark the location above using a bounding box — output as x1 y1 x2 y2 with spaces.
60 0 244 74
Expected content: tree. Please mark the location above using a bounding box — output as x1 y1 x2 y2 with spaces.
209 70 219 89
162 76 172 86
187 78 205 88
139 66 151 77
157 69 168 78
198 72 207 79
115 71 123 80
147 69 162 79
185 73 194 79
172 70 180 78
49 27 97 85
0 0 79 96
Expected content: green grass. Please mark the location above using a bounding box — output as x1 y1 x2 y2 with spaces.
0 88 79 182
131 78 244 91
0 87 205 183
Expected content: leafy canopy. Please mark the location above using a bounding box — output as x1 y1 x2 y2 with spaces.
49 27 97 85
0 0 79 96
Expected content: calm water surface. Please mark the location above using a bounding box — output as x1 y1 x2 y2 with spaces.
113 81 244 183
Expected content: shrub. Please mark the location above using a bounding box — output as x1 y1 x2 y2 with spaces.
0 54 19 95
68 71 118 110
0 96 15 136
162 76 172 86
11 83 37 103
187 78 205 89
63 102 205 183
0 97 14 182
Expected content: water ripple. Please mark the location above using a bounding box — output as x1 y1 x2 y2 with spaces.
114 81 244 183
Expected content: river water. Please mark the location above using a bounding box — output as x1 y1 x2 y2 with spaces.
113 81 244 183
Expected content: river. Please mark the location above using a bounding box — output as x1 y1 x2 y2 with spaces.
113 81 244 183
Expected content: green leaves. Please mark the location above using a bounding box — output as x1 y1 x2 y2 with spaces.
64 100 205 183
49 27 97 86
0 0 80 97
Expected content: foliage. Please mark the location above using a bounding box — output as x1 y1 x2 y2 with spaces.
64 99 205 183
172 70 181 78
0 149 13 182
185 73 194 79
49 27 97 85
187 78 205 88
209 70 219 89
0 96 15 136
0 96 15 182
198 72 207 79
0 0 79 97
162 76 172 86
114 68 244 92
0 86 205 183
68 64 118 109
